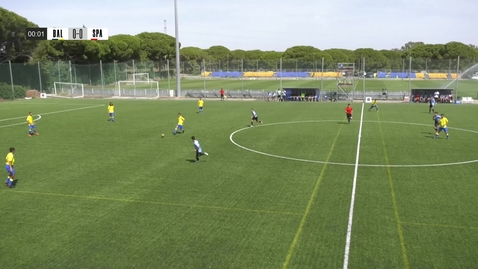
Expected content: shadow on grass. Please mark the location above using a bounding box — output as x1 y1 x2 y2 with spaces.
4 179 18 188
337 122 350 124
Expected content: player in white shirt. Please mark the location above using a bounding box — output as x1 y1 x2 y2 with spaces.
191 136 208 163
250 108 263 127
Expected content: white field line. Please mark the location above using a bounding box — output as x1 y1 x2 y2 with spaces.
0 105 103 128
0 101 102 106
343 102 365 269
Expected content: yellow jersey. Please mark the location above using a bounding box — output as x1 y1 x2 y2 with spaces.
439 117 448 128
198 100 204 107
372 100 377 105
6 152 14 166
108 105 114 113
178 116 185 125
27 115 34 125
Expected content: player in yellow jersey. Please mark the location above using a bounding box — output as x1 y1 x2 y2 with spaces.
368 99 378 111
434 114 449 139
198 98 204 114
26 112 39 136
174 113 185 135
107 102 115 122
5 147 15 188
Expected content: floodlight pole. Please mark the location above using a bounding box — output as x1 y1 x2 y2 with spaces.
455 56 460 102
362 57 365 101
174 0 181 97
408 56 412 93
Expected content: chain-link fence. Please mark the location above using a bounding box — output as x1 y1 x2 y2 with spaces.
0 57 476 100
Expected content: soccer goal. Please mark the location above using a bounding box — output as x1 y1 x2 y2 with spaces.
127 73 150 85
117 80 160 97
53 82 84 98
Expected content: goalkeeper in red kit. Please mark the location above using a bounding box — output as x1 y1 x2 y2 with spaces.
345 104 353 123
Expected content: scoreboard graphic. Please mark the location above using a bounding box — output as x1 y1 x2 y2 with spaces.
26 28 109 40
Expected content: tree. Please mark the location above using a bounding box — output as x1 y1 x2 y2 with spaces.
0 7 39 63
400 41 424 52
353 48 388 71
108 35 142 62
180 47 208 61
443 42 476 59
230 49 246 60
324 49 350 63
136 32 177 61
282 46 333 70
380 50 403 71
206 45 230 62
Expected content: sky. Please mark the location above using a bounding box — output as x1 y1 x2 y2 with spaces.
3 0 477 51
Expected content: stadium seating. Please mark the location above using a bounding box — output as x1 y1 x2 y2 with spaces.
201 72 211 77
310 72 341 78
228 71 242 78
428 73 447 79
275 72 309 78
377 72 388 78
450 73 458 79
415 73 425 79
243 71 274 77
211 72 228 78
389 72 412 78
210 71 243 78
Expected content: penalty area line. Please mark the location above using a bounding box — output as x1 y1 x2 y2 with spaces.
343 102 365 269
0 105 103 129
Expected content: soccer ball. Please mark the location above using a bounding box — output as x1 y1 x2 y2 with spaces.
161 134 165 138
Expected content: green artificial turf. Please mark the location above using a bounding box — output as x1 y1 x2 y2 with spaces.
0 98 477 268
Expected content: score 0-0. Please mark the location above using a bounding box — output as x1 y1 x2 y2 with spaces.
70 28 87 40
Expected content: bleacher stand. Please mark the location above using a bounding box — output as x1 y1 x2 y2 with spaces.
310 72 341 78
275 72 309 78
243 71 274 77
427 73 447 79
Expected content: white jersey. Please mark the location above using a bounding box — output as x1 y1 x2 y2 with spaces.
193 139 202 152
252 110 258 118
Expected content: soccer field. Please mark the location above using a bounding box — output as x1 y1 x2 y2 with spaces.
1 99 478 268
101 78 478 98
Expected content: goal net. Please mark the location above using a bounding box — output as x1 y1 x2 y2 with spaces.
127 73 150 85
53 82 84 98
117 81 160 97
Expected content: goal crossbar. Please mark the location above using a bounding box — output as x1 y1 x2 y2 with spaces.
53 82 85 98
117 80 160 98
132 73 150 83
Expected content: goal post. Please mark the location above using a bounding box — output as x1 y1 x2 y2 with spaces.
132 73 150 84
53 82 84 98
117 80 160 97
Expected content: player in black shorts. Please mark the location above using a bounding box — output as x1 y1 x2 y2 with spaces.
250 108 263 127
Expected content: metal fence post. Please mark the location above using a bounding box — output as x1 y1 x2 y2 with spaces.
37 61 43 92
8 61 14 99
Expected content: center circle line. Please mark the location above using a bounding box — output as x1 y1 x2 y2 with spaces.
229 120 478 168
